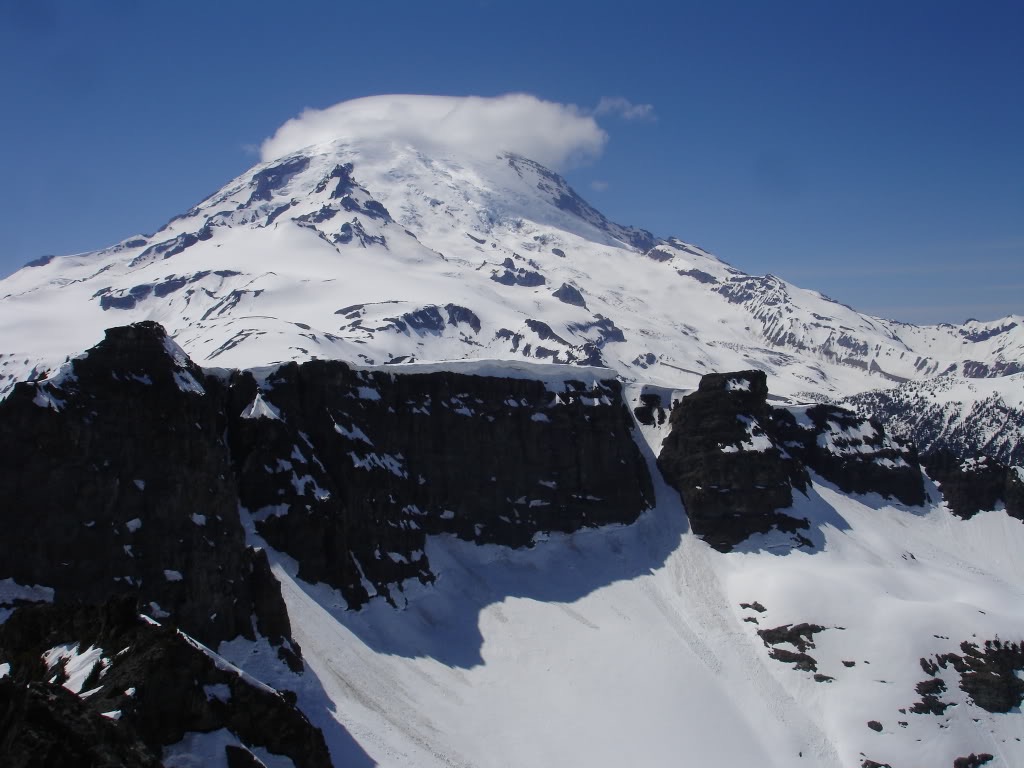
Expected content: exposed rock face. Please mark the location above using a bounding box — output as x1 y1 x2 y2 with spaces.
0 320 654 765
657 370 926 550
757 623 827 672
0 323 293 653
552 282 587 308
922 639 1024 714
954 754 995 768
0 599 331 768
923 450 1024 520
490 257 545 287
1 322 653 619
0 680 161 768
228 359 654 607
633 392 667 427
910 676 952 715
657 371 807 550
774 404 925 506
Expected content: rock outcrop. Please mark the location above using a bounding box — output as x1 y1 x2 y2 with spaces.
656 371 808 550
923 450 1024 520
0 322 653 621
229 359 653 607
657 370 926 550
921 639 1024 714
0 323 294 655
0 679 162 768
0 321 656 765
0 599 331 768
774 403 925 506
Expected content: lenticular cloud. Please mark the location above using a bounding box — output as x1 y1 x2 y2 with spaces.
260 93 608 170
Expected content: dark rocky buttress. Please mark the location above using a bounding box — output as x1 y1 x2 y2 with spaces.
922 450 1023 520
656 371 808 550
0 321 654 766
226 358 654 607
0 323 293 655
657 370 925 551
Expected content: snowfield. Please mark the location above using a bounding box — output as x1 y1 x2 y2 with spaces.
210 418 1024 768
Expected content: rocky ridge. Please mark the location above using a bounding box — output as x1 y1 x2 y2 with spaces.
0 320 655 765
0 321 653 618
0 323 294 656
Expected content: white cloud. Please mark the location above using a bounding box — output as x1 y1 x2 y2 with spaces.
590 180 610 191
260 93 608 170
594 96 655 121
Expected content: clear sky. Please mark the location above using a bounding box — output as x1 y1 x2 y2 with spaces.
1 0 1021 324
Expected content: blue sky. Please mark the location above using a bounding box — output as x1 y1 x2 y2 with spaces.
1 0 1020 324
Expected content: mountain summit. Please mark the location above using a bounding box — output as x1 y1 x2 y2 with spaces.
2 134 1021 405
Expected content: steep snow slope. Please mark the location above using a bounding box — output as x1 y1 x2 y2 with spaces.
218 407 1024 768
1 138 1021 417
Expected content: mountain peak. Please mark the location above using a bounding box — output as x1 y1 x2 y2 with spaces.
0 135 1021 471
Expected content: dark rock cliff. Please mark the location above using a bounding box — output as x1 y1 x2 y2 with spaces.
656 371 808 550
0 679 161 768
228 359 653 607
0 324 294 655
774 403 925 506
0 321 653 619
657 370 926 550
923 450 1023 520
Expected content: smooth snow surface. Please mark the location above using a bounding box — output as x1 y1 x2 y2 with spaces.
258 493 1024 768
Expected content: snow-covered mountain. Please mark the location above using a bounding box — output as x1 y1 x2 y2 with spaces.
2 121 1023 768
1 135 1021 416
